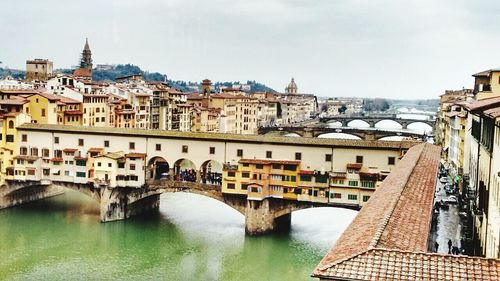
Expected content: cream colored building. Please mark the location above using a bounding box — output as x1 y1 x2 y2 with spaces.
26 59 53 82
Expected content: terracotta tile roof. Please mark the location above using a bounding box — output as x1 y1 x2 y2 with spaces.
126 153 146 159
313 143 500 280
87 147 103 153
50 157 63 162
64 110 83 115
73 68 92 77
63 148 78 153
484 106 500 119
13 155 39 161
346 163 362 169
318 249 500 280
0 98 28 105
465 97 500 111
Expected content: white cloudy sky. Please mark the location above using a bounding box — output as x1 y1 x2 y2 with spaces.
1 0 500 98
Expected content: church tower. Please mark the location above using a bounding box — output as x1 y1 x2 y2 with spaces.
285 77 298 94
80 38 93 70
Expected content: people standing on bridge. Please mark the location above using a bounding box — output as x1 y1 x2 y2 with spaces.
434 241 439 252
448 239 453 253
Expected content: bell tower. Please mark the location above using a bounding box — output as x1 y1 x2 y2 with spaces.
80 38 93 70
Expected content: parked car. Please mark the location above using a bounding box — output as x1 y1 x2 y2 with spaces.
439 177 449 183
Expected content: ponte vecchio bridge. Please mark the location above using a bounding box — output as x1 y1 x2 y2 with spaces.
319 114 436 129
1 123 418 235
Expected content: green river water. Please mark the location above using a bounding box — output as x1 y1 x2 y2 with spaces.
0 190 356 281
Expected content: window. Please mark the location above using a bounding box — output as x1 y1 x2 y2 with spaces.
22 134 27 142
237 149 243 157
363 195 371 202
361 181 375 188
20 147 28 155
130 164 136 170
182 145 188 153
266 151 272 158
348 194 358 200
30 148 38 156
129 142 135 150
325 154 332 162
108 163 112 168
272 164 281 170
348 180 359 186
42 148 50 158
76 172 86 178
227 171 235 177
227 183 235 189
6 135 14 142
156 144 161 151
8 120 14 129
388 156 395 165
78 139 84 146
256 164 264 169
209 147 215 154
104 140 109 147
241 184 248 190
295 152 301 160
356 156 363 163
284 164 296 171
41 108 46 117
242 172 250 178
331 193 342 199
97 162 102 167
54 136 59 144
300 175 312 182
118 162 125 169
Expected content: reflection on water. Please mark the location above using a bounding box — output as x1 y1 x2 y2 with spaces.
0 190 357 281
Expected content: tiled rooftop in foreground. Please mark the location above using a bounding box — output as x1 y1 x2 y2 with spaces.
312 143 500 280
17 123 418 149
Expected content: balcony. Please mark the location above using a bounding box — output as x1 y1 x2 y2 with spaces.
474 84 491 92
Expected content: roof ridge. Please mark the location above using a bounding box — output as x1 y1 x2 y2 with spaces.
368 143 426 249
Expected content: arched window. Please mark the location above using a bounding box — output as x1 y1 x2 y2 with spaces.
8 120 14 129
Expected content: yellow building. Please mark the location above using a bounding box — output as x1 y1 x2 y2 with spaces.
473 69 500 100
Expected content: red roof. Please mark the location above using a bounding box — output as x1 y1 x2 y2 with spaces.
64 110 83 115
313 143 500 280
74 68 92 77
346 163 362 169
63 148 78 153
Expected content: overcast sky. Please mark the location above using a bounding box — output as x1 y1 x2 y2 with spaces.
1 0 500 99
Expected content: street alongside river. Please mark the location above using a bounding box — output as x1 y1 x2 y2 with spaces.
0 190 357 281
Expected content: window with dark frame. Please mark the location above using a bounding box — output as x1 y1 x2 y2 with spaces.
182 145 188 153
266 151 272 158
104 140 109 147
295 152 301 160
325 154 332 162
78 139 84 146
356 155 363 163
209 147 215 154
156 144 161 151
129 142 135 150
237 149 243 157
388 156 395 165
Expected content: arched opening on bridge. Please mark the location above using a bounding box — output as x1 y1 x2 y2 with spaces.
173 158 197 182
407 122 433 134
147 156 170 181
317 133 362 140
347 120 370 128
283 133 301 137
158 192 245 235
326 121 342 128
378 136 406 141
374 120 402 130
200 160 223 185
286 207 358 246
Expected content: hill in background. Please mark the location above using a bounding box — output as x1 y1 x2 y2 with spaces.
0 64 275 93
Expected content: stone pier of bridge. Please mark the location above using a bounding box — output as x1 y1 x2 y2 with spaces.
0 180 332 235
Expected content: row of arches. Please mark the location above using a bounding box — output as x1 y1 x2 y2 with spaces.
327 119 433 131
148 157 223 185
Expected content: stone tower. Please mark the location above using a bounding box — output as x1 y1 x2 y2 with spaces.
80 38 93 70
202 79 212 98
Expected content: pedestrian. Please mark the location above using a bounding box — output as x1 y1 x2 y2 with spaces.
448 239 452 253
452 246 459 255
434 241 439 252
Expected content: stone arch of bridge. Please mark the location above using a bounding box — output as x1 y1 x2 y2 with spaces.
159 188 247 215
373 119 403 129
406 121 434 131
346 119 371 128
316 132 364 139
147 156 170 181
173 158 198 182
264 130 304 137
271 201 360 221
200 159 223 185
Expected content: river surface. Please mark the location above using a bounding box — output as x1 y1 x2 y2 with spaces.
0 190 357 281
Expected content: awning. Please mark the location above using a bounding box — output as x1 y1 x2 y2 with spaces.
442 146 449 152
51 169 60 174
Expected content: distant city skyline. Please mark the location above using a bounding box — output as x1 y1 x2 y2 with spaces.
1 0 500 98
